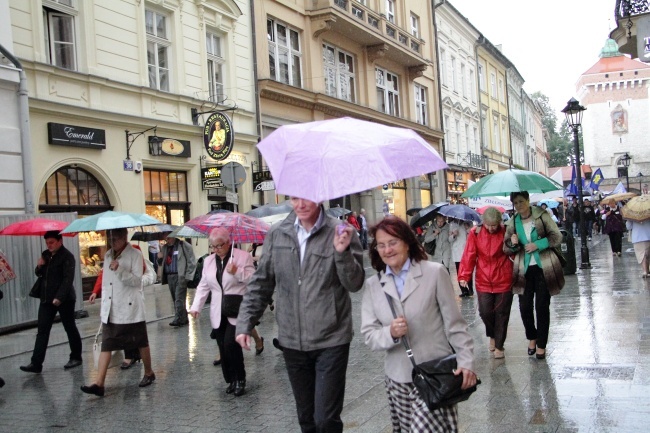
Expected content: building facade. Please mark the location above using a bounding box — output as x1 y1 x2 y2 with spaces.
522 91 548 175
577 39 650 186
252 0 444 223
476 35 511 174
8 0 257 294
507 65 525 169
435 1 486 204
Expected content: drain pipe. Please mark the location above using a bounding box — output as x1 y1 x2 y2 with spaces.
432 0 447 203
0 44 34 214
249 1 265 204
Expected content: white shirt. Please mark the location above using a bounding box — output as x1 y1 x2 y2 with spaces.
385 260 411 298
294 209 325 264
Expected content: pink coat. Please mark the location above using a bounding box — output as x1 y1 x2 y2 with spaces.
190 248 255 328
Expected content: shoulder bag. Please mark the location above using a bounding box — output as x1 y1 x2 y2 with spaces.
29 278 42 299
92 324 123 369
384 291 480 410
540 216 567 268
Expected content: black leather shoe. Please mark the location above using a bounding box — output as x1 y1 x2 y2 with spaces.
177 320 189 327
213 358 221 366
169 320 180 327
20 363 42 373
459 292 468 298
0 377 5 388
225 382 236 394
234 380 246 397
536 350 546 360
528 347 536 356
139 373 156 387
272 338 283 352
80 384 105 397
64 359 82 370
120 358 140 370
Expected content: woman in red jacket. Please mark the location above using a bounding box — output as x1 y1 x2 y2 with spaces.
458 207 513 359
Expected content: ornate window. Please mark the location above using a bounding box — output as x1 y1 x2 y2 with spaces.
39 166 110 213
146 9 171 91
206 32 224 102
376 68 399 116
43 0 77 70
267 19 302 87
323 44 355 102
414 84 427 125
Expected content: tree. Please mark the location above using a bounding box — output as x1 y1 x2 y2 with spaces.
530 92 579 167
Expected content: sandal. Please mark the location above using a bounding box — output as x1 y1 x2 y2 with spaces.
120 358 140 370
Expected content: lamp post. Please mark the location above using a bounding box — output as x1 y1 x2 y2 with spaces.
638 172 644 195
621 152 632 191
561 98 590 269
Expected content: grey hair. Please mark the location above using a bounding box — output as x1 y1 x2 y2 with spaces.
481 207 503 225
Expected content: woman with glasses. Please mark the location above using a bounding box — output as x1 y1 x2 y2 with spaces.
361 217 476 432
189 228 255 397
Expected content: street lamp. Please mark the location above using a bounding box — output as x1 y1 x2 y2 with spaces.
621 152 632 190
561 97 590 269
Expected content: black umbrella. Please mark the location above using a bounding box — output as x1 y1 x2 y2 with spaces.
409 202 449 228
326 207 352 218
130 224 178 241
245 201 293 218
406 207 422 216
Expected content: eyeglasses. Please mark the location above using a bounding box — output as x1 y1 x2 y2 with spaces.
210 243 227 250
375 240 401 251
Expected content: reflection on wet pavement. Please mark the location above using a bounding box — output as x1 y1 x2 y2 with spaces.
0 234 649 432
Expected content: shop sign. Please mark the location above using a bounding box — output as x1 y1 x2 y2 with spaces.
150 137 191 157
225 191 239 205
637 15 650 62
201 166 224 190
203 112 234 161
47 123 106 149
253 170 275 191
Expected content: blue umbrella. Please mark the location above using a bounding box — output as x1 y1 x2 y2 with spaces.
537 199 560 209
61 211 161 233
437 205 481 224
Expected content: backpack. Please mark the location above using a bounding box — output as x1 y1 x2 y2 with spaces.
187 254 208 289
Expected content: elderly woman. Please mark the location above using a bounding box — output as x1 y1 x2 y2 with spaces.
361 217 477 432
424 214 452 271
458 207 513 359
190 228 255 397
449 218 472 297
81 228 156 397
626 219 650 277
504 192 565 360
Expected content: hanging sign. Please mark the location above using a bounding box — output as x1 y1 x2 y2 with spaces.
203 112 234 161
200 166 224 190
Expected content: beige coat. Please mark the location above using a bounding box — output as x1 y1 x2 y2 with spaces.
503 206 565 296
361 260 474 383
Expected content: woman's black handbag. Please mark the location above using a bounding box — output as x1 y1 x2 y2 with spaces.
29 278 42 299
384 292 480 410
222 294 243 318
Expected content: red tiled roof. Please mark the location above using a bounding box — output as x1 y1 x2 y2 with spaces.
582 56 650 75
548 165 592 182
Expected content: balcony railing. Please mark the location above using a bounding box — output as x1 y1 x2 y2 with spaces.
455 152 488 171
615 0 650 19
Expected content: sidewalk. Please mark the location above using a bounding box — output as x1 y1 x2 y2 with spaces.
0 235 649 432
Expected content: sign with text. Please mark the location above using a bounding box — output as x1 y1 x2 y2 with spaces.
637 15 650 62
200 166 224 190
203 112 234 161
225 191 239 205
253 170 275 191
48 123 106 149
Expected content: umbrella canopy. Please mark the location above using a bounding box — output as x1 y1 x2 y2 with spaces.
601 192 637 207
537 199 560 209
461 169 563 198
185 212 270 244
257 117 448 203
621 195 650 222
409 201 449 228
259 213 290 225
208 209 233 214
245 201 293 218
325 207 352 219
406 207 422 216
476 205 506 215
130 224 179 241
437 205 481 224
0 218 76 237
168 225 208 239
61 211 161 233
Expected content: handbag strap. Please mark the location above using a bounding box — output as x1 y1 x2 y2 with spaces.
94 323 102 344
379 273 419 369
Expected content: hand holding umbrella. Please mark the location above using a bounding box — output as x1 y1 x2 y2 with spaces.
334 223 355 253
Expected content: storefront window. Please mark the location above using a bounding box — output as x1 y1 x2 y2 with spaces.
144 169 190 224
419 174 432 208
382 180 407 221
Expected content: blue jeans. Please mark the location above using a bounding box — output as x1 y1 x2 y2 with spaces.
282 343 350 433
583 220 593 238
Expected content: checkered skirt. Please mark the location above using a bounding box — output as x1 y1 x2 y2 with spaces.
384 376 458 433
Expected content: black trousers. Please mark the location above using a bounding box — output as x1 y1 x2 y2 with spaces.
214 317 245 384
32 299 82 366
454 262 473 294
518 265 552 349
282 343 350 433
477 291 513 350
609 232 623 254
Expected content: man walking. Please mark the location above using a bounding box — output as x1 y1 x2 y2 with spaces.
236 197 365 433
583 199 596 241
358 208 368 250
161 234 197 327
20 231 82 373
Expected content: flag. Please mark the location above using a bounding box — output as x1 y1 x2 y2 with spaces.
582 178 593 195
568 166 578 195
590 168 604 190
611 182 627 194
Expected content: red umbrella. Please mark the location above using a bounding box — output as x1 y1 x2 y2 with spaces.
0 218 76 237
476 205 506 215
184 213 270 244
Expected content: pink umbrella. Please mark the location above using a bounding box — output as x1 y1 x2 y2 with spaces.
257 117 448 203
184 213 270 244
0 218 76 237
476 205 506 215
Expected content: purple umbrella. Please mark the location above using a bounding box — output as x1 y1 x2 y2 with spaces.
257 117 448 203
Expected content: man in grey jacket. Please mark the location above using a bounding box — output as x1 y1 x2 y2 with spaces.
236 197 364 433
161 235 197 327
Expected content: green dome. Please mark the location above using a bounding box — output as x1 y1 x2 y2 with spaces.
599 38 623 58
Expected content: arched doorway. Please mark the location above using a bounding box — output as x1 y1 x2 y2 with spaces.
39 165 113 298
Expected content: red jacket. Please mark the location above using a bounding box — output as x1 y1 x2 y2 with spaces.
347 215 361 230
458 225 512 293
